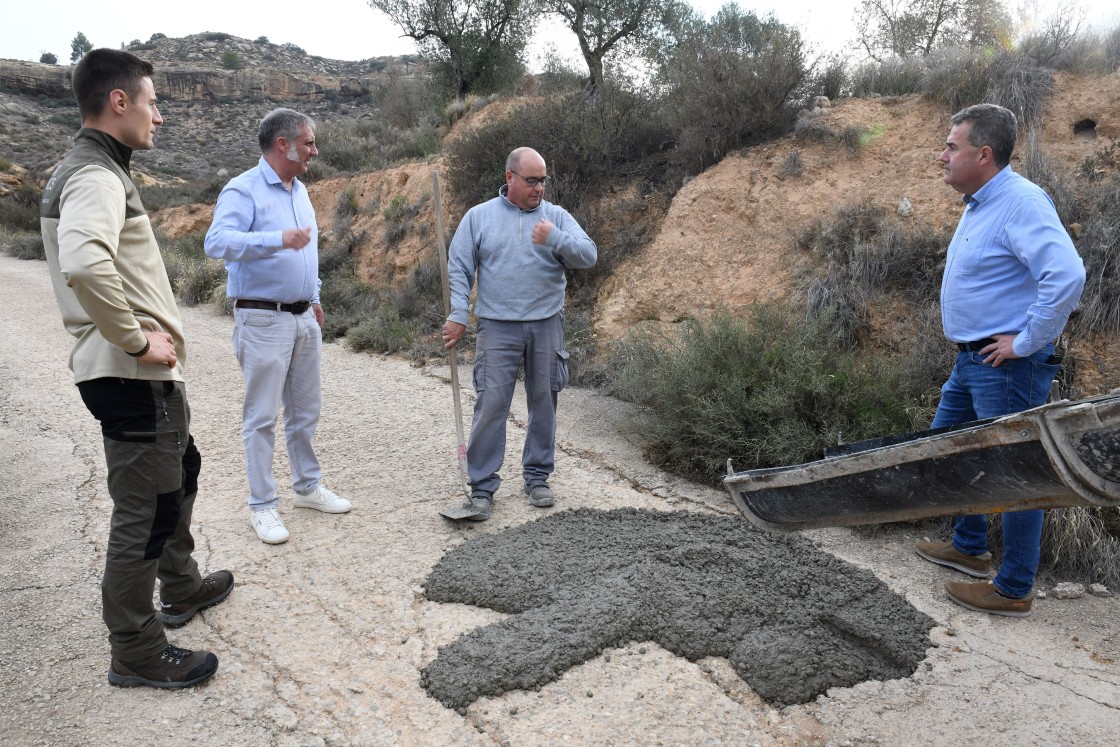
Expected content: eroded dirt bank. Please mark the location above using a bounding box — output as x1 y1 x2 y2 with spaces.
1 254 1118 746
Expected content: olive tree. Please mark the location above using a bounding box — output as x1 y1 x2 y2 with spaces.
657 4 810 171
545 0 676 93
855 0 1012 61
368 0 539 98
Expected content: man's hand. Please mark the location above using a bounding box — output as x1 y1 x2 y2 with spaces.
138 330 177 368
442 321 466 349
312 303 324 329
531 219 554 245
283 226 313 249
980 334 1021 367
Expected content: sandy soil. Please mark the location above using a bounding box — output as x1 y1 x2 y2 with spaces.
2 253 1119 746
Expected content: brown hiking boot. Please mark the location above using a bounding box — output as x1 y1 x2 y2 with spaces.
915 541 991 578
160 570 234 627
945 580 1034 618
108 644 219 689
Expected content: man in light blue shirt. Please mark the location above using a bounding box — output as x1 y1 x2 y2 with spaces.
205 108 351 545
916 104 1085 617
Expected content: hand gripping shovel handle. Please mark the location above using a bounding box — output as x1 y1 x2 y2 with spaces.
432 170 472 503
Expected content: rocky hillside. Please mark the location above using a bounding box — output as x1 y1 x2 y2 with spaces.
0 33 421 179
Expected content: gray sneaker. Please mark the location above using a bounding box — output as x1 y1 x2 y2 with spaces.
916 540 991 578
526 484 555 508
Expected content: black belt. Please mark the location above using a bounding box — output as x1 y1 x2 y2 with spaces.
956 337 1063 364
235 299 311 314
956 337 996 352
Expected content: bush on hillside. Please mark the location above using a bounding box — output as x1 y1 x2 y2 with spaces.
0 184 41 232
609 306 936 482
922 49 1053 124
315 119 441 174
656 6 810 171
849 56 926 98
445 84 671 220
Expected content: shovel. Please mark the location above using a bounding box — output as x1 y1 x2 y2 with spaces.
431 170 486 521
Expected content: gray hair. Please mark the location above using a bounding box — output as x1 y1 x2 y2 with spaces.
950 104 1017 168
258 108 315 153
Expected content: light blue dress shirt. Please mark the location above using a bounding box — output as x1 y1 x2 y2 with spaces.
940 166 1085 357
204 157 321 304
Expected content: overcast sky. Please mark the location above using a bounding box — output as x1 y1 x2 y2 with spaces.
2 1 1117 66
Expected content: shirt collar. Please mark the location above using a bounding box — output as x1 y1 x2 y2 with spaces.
963 164 1014 207
76 128 132 170
258 156 299 191
497 183 540 212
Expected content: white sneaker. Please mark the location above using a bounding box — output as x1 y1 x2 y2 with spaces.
293 484 352 514
250 508 289 544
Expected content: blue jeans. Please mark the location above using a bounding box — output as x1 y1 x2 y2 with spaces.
931 345 1061 598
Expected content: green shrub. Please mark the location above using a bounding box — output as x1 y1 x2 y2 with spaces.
656 7 809 171
0 183 41 232
850 56 925 97
609 306 936 482
779 151 803 178
221 51 242 70
382 194 423 247
811 54 848 100
345 305 413 354
446 85 672 221
315 119 441 174
0 232 45 260
158 230 227 307
922 49 1053 125
1069 175 1120 336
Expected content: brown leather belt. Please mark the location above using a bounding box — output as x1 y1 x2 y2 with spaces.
235 299 311 314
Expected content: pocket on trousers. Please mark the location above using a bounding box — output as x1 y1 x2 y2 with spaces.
552 349 570 392
472 349 486 393
241 311 277 328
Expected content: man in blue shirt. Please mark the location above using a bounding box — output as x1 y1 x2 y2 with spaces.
916 103 1085 617
205 108 351 545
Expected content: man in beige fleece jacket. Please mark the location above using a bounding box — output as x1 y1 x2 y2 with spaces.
40 48 232 690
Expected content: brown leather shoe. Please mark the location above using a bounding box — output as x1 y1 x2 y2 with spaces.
945 580 1034 618
160 570 234 627
916 541 991 578
108 644 219 689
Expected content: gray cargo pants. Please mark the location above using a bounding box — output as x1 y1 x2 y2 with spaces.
468 314 570 496
77 378 203 661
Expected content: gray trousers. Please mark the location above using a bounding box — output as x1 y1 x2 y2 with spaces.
468 314 570 495
233 306 323 510
77 379 203 661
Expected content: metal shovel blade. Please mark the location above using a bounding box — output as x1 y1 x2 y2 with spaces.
438 502 486 520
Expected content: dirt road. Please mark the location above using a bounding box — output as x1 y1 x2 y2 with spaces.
2 254 1118 746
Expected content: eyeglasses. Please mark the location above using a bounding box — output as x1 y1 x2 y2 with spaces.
511 171 551 187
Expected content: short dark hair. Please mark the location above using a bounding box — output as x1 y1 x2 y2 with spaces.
257 108 314 153
71 48 154 120
950 104 1017 168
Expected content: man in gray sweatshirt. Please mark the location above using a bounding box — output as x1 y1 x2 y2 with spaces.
441 147 598 520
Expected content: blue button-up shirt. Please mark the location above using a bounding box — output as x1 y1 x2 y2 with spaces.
940 166 1085 357
204 157 321 304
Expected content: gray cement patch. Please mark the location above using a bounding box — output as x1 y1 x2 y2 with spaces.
421 508 935 710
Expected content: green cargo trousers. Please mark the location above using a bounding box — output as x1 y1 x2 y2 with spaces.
77 378 203 661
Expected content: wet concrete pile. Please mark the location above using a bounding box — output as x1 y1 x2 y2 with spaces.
421 508 934 710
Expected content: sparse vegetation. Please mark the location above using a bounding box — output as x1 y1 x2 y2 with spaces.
609 306 935 482
221 51 242 70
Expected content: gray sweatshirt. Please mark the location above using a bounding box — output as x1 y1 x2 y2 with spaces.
447 186 597 325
